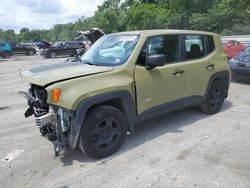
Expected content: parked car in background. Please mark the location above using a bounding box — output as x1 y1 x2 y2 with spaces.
10 42 36 55
34 41 51 49
0 43 12 58
23 43 39 53
223 40 245 59
42 41 85 58
229 45 250 80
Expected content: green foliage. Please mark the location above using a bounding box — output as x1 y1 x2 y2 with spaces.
0 0 249 43
127 3 169 30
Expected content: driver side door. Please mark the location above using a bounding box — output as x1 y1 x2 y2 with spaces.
135 35 186 115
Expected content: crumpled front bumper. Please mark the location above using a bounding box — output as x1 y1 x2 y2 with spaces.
19 90 74 156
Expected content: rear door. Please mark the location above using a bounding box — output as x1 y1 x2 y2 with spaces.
183 34 216 101
135 35 186 114
11 44 20 54
58 42 67 55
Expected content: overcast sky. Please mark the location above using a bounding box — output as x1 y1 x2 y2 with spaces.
0 0 103 33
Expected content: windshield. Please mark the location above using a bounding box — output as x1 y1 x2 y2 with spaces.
81 34 140 66
243 46 250 52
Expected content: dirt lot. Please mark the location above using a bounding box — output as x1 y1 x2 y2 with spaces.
0 55 250 188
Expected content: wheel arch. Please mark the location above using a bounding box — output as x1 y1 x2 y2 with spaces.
204 70 230 99
69 90 138 149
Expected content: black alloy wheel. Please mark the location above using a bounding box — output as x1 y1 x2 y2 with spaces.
91 117 122 151
79 105 128 159
200 81 226 114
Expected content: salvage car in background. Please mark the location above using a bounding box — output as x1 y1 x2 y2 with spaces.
229 45 250 80
74 28 105 56
0 43 12 58
41 41 85 58
34 41 51 49
23 43 39 53
223 40 245 59
10 42 36 55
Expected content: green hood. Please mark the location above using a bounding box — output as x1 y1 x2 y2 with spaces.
21 61 114 86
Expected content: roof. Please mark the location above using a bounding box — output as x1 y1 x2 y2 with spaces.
109 29 219 37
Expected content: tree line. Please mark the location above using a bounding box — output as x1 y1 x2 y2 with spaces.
0 0 249 43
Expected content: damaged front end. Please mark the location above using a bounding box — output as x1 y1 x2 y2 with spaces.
19 85 74 156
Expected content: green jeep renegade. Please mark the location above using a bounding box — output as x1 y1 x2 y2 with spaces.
20 30 230 159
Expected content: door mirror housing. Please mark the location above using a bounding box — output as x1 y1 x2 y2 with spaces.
146 54 166 70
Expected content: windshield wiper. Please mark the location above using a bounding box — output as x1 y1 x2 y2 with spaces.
66 56 82 63
81 60 99 66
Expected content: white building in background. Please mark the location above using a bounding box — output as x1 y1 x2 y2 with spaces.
222 35 250 46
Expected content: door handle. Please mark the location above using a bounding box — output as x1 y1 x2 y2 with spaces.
205 63 215 70
173 69 184 76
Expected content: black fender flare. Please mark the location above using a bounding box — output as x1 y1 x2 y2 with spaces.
69 90 138 149
203 70 230 100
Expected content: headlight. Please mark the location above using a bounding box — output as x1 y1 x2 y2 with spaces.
31 85 47 103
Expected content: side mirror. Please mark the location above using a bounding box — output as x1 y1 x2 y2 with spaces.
146 54 166 70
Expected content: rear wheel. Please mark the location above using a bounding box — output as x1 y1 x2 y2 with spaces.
79 105 128 159
50 51 56 58
28 50 35 55
200 81 226 114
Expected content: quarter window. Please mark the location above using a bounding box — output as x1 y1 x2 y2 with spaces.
207 36 215 53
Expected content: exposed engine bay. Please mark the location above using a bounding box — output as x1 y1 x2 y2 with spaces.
19 85 74 156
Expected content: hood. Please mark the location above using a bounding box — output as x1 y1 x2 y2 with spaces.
21 61 114 86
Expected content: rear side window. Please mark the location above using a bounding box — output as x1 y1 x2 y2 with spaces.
183 34 215 60
184 35 205 59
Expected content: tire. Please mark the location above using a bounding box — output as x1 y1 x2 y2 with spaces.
2 51 11 58
28 50 35 55
200 81 226 114
50 51 56 58
79 105 128 159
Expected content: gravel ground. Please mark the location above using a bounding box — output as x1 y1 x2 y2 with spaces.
0 55 250 188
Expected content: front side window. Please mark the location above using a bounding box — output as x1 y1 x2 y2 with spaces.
137 35 180 66
81 34 140 66
148 35 180 63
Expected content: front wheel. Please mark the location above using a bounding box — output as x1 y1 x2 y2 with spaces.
2 51 11 58
200 81 226 114
79 105 128 159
